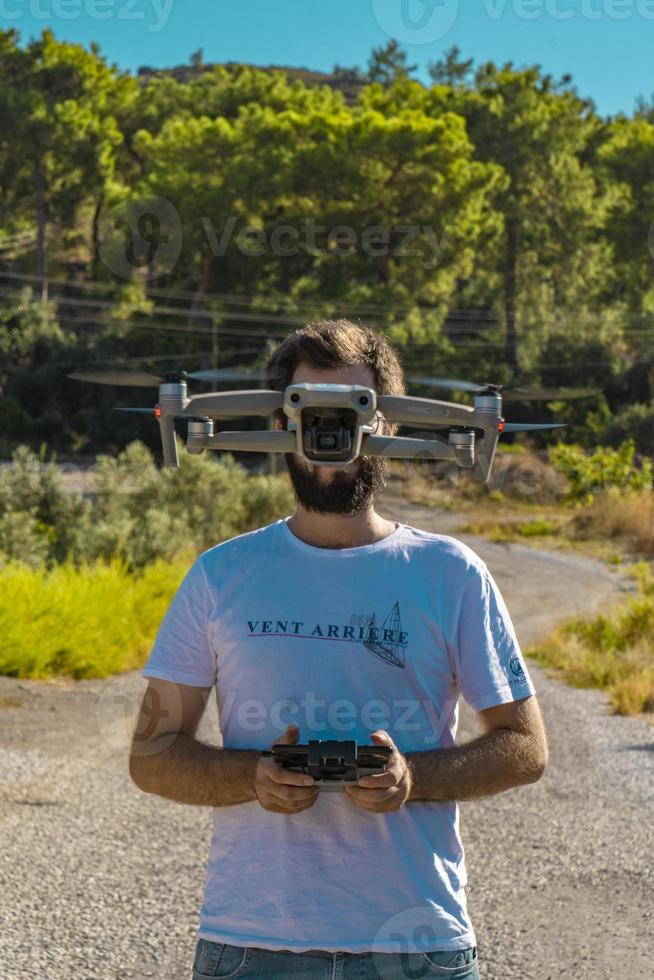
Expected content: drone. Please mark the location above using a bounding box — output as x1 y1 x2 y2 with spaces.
67 367 599 484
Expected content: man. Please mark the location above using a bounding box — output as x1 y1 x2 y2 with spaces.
129 319 548 980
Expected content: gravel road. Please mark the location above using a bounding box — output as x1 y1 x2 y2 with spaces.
1 493 652 979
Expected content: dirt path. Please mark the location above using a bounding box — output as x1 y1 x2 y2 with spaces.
1 495 652 979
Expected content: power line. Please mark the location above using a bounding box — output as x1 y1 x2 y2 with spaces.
4 343 274 372
0 281 304 328
0 279 647 343
2 275 654 360
5 269 654 329
0 269 501 320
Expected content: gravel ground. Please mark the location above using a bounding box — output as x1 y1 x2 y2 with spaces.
0 493 652 979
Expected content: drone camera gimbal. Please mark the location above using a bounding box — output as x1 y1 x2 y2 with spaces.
284 383 378 466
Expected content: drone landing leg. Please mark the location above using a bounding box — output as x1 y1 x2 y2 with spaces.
159 415 179 468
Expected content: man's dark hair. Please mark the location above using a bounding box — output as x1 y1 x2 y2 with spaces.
264 318 405 429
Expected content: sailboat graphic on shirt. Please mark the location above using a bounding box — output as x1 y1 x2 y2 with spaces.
363 602 406 669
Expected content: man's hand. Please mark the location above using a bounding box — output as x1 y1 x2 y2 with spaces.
254 724 320 814
344 731 413 813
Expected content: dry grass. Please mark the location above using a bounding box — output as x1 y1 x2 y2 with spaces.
389 450 568 513
397 461 654 565
528 569 654 718
529 632 654 717
572 490 654 555
391 456 654 719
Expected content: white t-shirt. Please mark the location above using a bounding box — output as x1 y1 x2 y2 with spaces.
141 517 536 954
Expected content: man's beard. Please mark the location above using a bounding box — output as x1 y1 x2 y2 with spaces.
284 452 388 515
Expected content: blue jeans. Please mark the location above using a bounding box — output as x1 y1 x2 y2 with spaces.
192 938 480 979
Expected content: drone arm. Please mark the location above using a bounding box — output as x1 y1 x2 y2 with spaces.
360 433 455 460
377 395 476 428
192 430 297 453
159 414 179 468
184 430 456 460
179 390 283 419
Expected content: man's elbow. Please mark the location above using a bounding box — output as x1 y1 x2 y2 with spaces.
524 737 549 783
129 751 144 789
129 733 175 792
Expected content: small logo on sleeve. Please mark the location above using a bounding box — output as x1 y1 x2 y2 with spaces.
510 656 526 680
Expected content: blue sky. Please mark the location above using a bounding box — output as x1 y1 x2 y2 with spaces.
4 0 654 118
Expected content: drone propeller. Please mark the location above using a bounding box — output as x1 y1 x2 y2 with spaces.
67 366 265 387
407 376 486 393
113 406 158 415
500 422 567 432
501 387 599 402
407 376 600 401
188 367 265 382
68 370 163 387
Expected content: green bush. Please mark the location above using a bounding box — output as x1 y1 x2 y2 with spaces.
516 517 558 537
548 439 652 505
0 443 90 564
0 438 295 570
0 511 51 569
600 399 654 457
0 438 297 678
0 556 189 678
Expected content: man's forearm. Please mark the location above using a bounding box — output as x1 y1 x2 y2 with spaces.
405 729 547 802
129 734 260 807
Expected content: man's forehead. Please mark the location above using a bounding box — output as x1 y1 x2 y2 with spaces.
290 361 375 388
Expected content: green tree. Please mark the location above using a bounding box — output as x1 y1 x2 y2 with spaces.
448 62 617 371
634 91 654 123
1 30 122 295
367 40 417 87
598 117 654 314
0 287 66 361
428 46 474 88
134 83 504 339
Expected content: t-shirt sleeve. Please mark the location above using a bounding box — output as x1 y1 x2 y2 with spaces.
452 561 536 712
141 555 217 688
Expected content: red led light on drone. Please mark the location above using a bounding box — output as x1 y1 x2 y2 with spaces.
154 404 161 419
497 419 505 432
